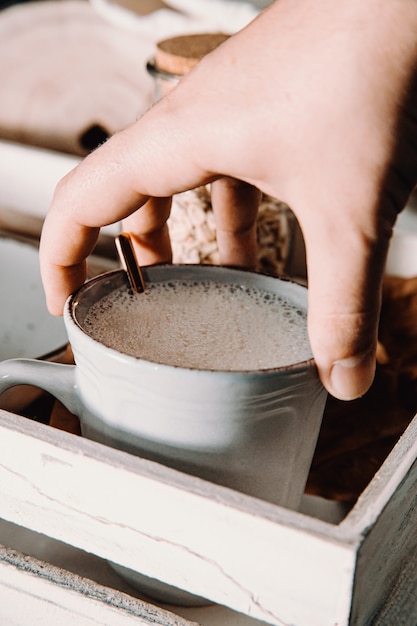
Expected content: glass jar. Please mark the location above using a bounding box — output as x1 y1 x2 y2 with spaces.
146 32 230 101
145 33 304 279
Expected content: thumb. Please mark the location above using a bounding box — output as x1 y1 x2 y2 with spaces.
301 207 391 401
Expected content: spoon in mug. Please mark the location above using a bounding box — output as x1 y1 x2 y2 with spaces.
115 232 146 293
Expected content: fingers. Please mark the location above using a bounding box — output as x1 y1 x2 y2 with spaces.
210 178 261 269
122 196 173 266
39 108 212 315
300 201 392 400
39 135 144 314
40 210 101 316
123 178 261 270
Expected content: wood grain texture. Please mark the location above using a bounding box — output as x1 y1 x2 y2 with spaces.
1 408 416 625
0 545 196 626
350 462 417 624
0 409 356 626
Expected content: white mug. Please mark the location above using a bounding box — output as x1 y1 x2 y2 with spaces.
0 264 327 604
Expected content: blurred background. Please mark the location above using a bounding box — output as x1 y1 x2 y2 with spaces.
0 0 273 248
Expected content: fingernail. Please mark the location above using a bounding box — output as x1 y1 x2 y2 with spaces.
330 351 375 400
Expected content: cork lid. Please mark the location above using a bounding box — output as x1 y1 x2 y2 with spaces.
155 32 230 76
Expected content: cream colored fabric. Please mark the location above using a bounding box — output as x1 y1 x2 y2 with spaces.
0 0 258 156
0 0 155 155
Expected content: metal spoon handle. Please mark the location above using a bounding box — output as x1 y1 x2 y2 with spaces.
115 233 146 293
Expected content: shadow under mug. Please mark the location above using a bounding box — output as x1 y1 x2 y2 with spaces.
0 264 327 606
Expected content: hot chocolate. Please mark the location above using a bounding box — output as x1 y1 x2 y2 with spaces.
83 278 312 371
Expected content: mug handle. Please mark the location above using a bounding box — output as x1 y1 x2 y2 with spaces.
0 359 79 415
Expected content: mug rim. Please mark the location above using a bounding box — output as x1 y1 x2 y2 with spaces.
65 264 316 375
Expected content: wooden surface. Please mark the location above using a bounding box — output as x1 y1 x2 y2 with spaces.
1 406 417 625
352 459 417 624
0 255 415 626
0 545 196 626
0 409 355 626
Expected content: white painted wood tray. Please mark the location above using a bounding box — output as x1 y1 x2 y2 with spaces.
0 404 416 626
0 230 416 625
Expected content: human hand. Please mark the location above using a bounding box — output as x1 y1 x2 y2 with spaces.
40 0 417 400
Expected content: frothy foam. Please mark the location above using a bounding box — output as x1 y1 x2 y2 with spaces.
83 280 312 370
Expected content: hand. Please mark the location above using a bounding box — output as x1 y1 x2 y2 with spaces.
40 0 417 400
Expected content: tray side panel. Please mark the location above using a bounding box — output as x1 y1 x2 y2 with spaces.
0 410 356 626
0 545 196 626
350 457 417 625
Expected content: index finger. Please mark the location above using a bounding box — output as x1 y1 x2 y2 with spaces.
39 104 214 315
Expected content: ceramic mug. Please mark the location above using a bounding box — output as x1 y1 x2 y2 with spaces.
0 264 327 604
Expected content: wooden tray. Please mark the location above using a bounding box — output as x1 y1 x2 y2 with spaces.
0 406 416 626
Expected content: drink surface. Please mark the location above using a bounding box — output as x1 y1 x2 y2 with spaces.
83 279 312 370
